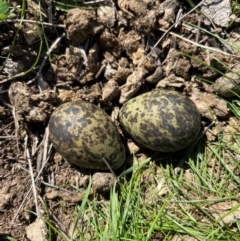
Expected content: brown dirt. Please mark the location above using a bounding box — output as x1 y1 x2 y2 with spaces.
0 0 240 240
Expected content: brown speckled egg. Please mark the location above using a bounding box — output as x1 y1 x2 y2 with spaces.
49 101 125 170
119 89 201 152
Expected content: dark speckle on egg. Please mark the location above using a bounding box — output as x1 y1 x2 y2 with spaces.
119 89 201 152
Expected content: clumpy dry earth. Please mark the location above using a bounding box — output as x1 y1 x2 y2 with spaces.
0 0 240 240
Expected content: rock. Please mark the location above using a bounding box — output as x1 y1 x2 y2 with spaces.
26 219 48 241
92 172 116 193
214 64 240 97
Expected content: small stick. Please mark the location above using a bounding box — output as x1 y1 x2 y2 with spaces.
182 22 197 34
0 19 65 28
80 0 110 4
80 43 89 67
54 81 73 87
27 148 39 217
17 165 30 174
199 36 208 44
0 97 13 109
175 6 183 28
218 38 235 54
23 135 28 159
47 0 53 25
0 121 14 133
95 64 106 79
136 0 207 69
27 32 66 85
41 181 79 195
0 67 39 85
11 107 20 152
36 151 43 172
159 28 239 57
76 38 90 76
31 136 39 156
42 127 49 167
195 17 202 43
50 170 54 186
10 155 49 226
37 72 49 92
11 126 51 226
0 135 16 139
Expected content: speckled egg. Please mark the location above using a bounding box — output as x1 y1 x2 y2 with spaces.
49 101 125 170
119 89 201 152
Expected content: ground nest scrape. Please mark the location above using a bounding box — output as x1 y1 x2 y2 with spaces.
0 0 240 240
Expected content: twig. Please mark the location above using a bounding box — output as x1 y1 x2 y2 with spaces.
10 126 51 226
54 81 73 87
80 0 111 4
159 28 240 58
184 21 235 54
136 0 207 69
0 121 14 133
31 136 39 156
199 35 208 44
10 151 50 226
218 38 235 54
76 38 90 76
27 32 66 84
0 66 39 85
0 19 65 28
195 18 201 43
0 135 16 139
37 72 49 92
41 181 79 195
36 151 43 173
23 133 28 159
205 41 210 66
47 0 54 25
11 107 20 152
95 64 106 79
0 97 13 109
27 148 39 217
17 165 30 174
42 127 50 168
175 6 183 28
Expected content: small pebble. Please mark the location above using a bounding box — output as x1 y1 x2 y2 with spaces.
92 172 116 193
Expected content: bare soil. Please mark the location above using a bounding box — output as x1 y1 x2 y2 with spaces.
0 0 240 240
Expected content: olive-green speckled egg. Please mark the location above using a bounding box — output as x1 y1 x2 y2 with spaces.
49 101 125 170
119 89 201 152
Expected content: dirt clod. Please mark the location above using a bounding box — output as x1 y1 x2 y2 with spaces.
92 172 116 193
26 218 48 241
64 9 103 46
